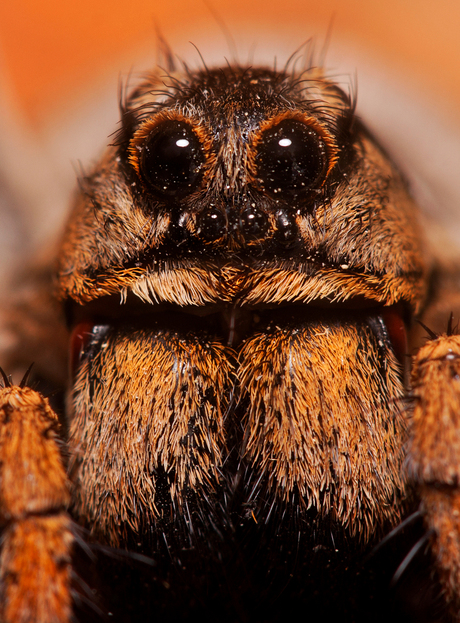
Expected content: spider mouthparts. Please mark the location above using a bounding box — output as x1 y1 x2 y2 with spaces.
68 296 410 379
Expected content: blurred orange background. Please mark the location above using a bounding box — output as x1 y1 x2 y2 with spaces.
1 0 460 127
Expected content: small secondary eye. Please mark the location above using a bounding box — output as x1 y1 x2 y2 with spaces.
256 119 328 196
139 120 205 197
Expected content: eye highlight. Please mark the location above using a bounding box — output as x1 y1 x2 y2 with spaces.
255 117 335 197
130 118 205 198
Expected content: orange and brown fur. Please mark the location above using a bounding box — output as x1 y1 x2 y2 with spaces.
1 58 460 622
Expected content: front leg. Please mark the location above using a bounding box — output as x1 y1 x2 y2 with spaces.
0 371 73 623
408 325 460 617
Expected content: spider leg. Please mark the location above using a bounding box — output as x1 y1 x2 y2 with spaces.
408 330 460 616
0 381 73 623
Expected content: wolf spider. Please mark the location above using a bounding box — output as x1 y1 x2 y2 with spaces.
0 48 460 623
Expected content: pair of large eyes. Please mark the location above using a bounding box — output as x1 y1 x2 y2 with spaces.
134 117 330 198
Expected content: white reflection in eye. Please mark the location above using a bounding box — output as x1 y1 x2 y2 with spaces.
279 138 292 147
176 139 190 148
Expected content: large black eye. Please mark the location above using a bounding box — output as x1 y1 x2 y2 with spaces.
256 119 327 196
139 120 205 197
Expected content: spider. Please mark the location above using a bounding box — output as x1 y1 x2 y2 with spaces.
0 47 459 623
